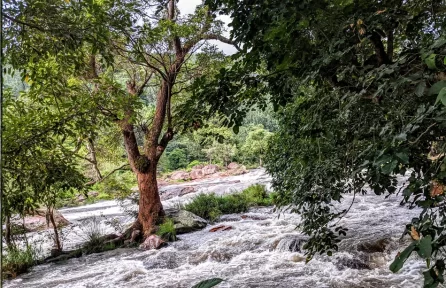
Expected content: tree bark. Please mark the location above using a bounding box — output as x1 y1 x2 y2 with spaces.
4 215 12 248
136 161 165 237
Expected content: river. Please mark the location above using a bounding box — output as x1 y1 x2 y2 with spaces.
3 169 432 288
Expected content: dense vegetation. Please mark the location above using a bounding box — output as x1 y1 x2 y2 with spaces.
2 0 446 286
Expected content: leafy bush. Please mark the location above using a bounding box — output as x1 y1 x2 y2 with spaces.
2 244 39 279
184 185 273 221
167 148 188 170
156 218 177 241
186 160 205 170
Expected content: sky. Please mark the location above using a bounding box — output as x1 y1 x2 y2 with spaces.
177 0 238 55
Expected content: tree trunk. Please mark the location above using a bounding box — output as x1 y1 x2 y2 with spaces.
136 162 164 237
4 214 12 248
259 157 263 167
87 138 102 181
48 208 62 251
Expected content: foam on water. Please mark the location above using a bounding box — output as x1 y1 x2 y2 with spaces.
3 170 433 288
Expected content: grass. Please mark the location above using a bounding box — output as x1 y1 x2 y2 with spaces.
2 244 39 279
184 184 275 221
156 218 177 241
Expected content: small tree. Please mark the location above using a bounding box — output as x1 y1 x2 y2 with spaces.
241 125 272 167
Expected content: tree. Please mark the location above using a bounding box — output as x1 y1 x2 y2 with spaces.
204 0 446 285
241 125 272 166
3 0 239 238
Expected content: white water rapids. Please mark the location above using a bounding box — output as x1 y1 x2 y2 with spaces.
3 169 434 287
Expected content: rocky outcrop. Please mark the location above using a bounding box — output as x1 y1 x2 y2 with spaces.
274 235 307 252
165 209 208 234
139 235 166 250
202 164 219 175
336 257 371 270
170 171 190 181
190 169 204 180
88 191 99 197
192 164 205 170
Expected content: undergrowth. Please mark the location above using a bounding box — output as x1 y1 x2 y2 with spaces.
184 184 275 221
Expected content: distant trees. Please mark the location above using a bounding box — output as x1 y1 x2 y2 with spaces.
241 125 272 167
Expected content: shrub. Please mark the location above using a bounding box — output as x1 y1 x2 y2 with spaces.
2 244 39 279
78 217 107 252
157 218 177 241
186 160 205 171
184 185 273 221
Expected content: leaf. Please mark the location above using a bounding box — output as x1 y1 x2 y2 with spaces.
435 88 446 106
390 242 416 273
396 152 409 164
233 125 239 134
191 278 224 288
417 236 433 259
411 226 420 240
425 54 437 69
428 81 446 96
415 82 426 97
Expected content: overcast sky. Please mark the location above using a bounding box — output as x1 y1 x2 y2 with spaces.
177 0 237 55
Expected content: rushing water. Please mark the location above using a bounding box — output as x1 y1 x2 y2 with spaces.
3 169 434 288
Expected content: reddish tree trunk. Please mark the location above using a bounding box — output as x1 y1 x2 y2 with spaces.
136 162 164 236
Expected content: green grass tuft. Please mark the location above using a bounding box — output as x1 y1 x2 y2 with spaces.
2 244 39 279
157 218 177 241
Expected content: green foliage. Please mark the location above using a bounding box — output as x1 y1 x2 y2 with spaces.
241 125 273 166
2 244 39 279
191 278 224 288
184 185 272 221
186 160 206 170
167 148 189 171
157 218 177 242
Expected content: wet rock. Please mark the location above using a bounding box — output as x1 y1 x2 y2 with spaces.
170 171 190 181
190 169 204 180
357 238 391 253
165 209 207 234
227 162 239 169
88 191 99 197
291 255 306 262
202 164 220 175
275 235 307 252
139 235 166 250
209 225 233 232
143 251 180 269
336 257 371 270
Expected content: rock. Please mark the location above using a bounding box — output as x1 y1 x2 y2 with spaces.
144 251 180 269
131 230 141 242
160 186 196 200
274 235 307 252
227 162 239 169
190 169 204 180
209 225 233 232
170 171 190 181
17 208 71 232
139 235 166 250
291 255 306 262
165 209 207 234
76 194 86 202
192 164 204 170
336 257 371 270
88 191 99 197
357 238 391 253
202 164 219 175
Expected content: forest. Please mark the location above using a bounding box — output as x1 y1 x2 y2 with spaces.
2 0 446 287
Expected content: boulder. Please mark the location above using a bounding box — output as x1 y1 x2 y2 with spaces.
336 257 371 270
170 171 190 181
192 164 205 170
139 235 166 250
18 208 71 232
227 162 239 169
88 191 99 197
160 186 196 200
190 169 204 180
274 235 307 252
165 209 208 234
76 194 86 202
357 238 391 253
209 225 233 232
228 165 248 176
202 164 219 175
